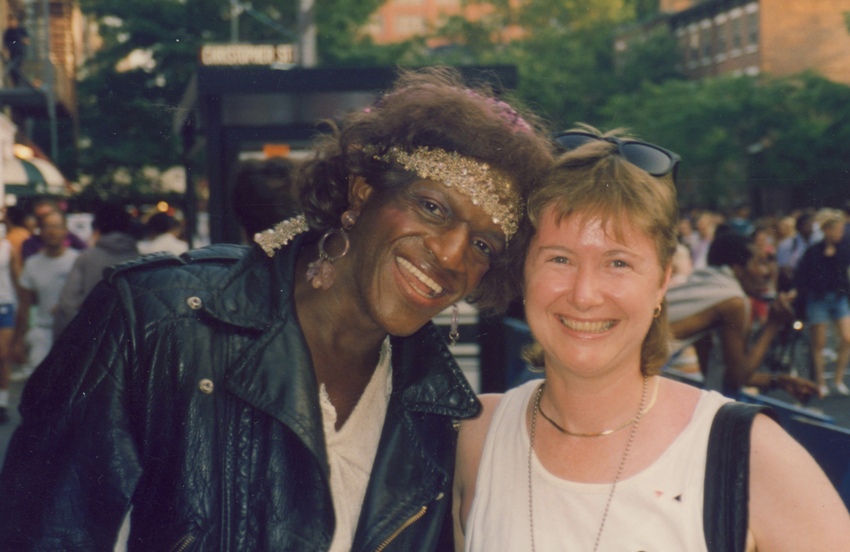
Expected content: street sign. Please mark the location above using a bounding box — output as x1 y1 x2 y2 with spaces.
199 44 296 67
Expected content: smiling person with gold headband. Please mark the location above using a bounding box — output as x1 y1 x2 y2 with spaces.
0 68 554 551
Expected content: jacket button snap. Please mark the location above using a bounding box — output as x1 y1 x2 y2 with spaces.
186 296 203 310
198 379 214 394
435 492 445 501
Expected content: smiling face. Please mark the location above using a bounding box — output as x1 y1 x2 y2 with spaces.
341 176 507 337
731 244 773 298
523 207 671 379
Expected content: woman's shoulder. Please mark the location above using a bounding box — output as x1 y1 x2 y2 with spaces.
458 393 504 448
748 411 850 549
457 382 539 480
462 380 540 427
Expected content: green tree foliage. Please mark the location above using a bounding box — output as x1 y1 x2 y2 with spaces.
624 0 660 20
75 0 384 193
615 31 684 93
420 0 680 127
316 0 402 64
602 72 850 210
78 0 249 192
420 0 850 213
73 0 850 213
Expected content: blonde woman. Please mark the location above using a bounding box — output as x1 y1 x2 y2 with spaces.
455 129 850 551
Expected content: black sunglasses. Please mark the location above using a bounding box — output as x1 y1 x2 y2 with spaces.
553 131 681 179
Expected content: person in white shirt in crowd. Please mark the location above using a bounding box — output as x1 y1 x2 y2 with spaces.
690 210 718 270
53 202 139 337
137 212 188 256
11 210 78 380
776 211 817 291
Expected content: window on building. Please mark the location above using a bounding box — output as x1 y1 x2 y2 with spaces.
747 12 758 45
732 17 742 49
702 28 712 59
689 32 699 65
364 14 384 36
395 15 425 36
678 35 689 63
717 23 726 54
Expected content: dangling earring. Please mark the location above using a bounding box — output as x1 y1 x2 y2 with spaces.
306 210 357 290
653 304 663 318
448 303 460 346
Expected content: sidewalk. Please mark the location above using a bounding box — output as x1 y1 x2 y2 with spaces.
767 379 850 427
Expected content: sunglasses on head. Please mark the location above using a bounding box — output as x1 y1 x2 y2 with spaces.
553 131 681 179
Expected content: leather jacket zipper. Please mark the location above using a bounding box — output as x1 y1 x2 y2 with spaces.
373 506 427 552
169 533 196 552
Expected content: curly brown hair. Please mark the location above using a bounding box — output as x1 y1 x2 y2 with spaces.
297 66 555 313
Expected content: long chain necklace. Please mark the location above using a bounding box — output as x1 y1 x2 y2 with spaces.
538 375 659 438
528 375 649 552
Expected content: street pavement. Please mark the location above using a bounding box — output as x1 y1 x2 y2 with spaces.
768 381 850 427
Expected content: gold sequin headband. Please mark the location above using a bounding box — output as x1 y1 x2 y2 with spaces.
255 214 309 257
374 146 521 241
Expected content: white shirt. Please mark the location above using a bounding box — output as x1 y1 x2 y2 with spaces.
322 337 392 552
466 380 729 552
20 249 79 328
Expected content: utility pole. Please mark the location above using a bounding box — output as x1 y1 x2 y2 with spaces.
298 0 317 67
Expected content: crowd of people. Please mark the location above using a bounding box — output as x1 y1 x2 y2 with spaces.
0 67 847 551
668 202 850 399
0 199 188 424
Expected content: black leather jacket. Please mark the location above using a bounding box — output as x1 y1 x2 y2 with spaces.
0 238 480 551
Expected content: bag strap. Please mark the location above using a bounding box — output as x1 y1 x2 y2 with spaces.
703 401 776 552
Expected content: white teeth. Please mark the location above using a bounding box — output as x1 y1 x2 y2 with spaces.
558 317 615 333
397 257 444 296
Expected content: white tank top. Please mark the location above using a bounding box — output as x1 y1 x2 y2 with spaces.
465 379 730 552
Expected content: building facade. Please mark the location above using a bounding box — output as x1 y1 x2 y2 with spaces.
364 0 517 46
618 0 850 85
0 0 81 204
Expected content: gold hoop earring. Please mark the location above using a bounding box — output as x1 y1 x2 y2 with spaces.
653 304 663 318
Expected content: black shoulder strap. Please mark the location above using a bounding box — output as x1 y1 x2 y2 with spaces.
703 402 776 552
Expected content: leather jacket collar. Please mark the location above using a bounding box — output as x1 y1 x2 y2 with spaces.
193 236 480 468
